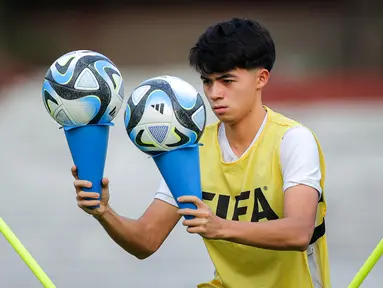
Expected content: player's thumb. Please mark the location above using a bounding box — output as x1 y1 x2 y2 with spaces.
101 178 109 189
100 178 110 202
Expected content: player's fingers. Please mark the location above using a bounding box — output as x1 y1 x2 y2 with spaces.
186 226 203 234
183 217 208 227
71 166 78 180
77 200 100 208
73 180 92 192
177 208 209 218
77 191 99 200
177 196 205 208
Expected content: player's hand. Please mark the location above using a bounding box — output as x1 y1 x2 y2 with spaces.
177 196 224 239
72 165 110 219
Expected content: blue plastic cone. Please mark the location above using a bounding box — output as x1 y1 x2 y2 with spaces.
152 143 202 219
63 123 113 208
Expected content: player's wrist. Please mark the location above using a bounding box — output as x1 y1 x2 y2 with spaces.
93 204 111 222
216 218 232 240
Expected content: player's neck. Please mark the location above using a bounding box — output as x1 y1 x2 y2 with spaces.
224 102 266 157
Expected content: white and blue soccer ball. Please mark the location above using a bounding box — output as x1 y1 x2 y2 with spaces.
125 75 206 155
42 50 124 126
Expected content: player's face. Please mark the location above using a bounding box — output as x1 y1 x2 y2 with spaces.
201 68 268 124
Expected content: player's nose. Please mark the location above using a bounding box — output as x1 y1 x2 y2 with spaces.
207 84 224 101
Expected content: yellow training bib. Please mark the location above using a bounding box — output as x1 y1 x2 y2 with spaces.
197 106 330 288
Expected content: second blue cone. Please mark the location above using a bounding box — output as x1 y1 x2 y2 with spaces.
153 144 202 219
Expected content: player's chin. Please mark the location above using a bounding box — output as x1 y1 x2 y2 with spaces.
215 113 235 124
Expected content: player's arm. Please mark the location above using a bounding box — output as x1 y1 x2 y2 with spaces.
74 166 181 260
179 127 322 251
218 184 318 251
97 199 180 259
179 185 318 251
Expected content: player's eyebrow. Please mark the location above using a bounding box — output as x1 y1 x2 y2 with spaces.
215 73 237 80
200 73 237 81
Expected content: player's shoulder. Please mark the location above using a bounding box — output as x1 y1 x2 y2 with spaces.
282 125 316 144
280 126 325 171
266 107 302 128
265 106 319 143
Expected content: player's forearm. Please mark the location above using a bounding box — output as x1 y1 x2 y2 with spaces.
95 206 155 259
220 218 313 251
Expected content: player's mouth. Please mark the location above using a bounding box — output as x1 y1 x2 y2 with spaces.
213 105 228 114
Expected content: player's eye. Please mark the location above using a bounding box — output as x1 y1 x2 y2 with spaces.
223 79 233 84
202 79 212 84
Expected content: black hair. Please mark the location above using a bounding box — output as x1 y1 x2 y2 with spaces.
189 18 276 75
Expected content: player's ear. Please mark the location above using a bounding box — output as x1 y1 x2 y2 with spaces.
256 68 270 89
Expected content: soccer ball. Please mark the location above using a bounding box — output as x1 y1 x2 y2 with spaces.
125 75 206 155
42 50 124 126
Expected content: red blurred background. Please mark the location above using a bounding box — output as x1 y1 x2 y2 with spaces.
0 0 382 103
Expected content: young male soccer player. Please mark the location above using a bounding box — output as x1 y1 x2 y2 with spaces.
73 18 330 288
